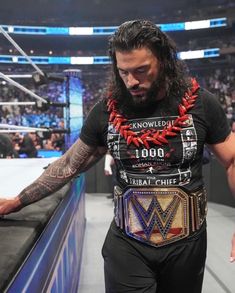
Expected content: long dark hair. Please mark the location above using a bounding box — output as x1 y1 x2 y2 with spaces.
106 19 191 115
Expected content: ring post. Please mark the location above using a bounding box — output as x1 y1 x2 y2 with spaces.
63 69 83 149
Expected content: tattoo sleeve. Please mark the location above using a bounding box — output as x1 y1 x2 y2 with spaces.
18 139 106 207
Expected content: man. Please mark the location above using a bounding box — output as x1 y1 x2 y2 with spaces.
14 132 38 158
0 134 18 158
0 20 234 292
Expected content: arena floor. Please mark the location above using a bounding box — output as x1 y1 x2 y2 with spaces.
78 193 235 293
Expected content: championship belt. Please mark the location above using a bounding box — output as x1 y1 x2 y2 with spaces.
114 186 207 248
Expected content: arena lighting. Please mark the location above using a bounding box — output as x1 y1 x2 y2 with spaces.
70 57 95 64
0 48 220 65
178 48 220 60
0 17 227 35
185 18 227 30
69 27 94 35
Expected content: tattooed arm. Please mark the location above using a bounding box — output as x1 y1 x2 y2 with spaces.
0 139 107 215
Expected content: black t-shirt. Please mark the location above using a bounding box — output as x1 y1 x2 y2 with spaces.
80 88 230 191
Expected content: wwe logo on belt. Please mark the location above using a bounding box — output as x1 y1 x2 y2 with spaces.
123 188 189 247
130 195 181 239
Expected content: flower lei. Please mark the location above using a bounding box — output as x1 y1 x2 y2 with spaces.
107 78 200 149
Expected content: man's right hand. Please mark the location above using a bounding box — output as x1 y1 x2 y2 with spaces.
0 197 22 215
231 233 235 263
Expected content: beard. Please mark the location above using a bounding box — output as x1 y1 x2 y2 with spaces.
115 75 165 117
128 79 163 107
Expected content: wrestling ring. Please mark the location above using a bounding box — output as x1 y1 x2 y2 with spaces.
0 25 85 293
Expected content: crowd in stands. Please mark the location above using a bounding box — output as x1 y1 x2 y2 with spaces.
0 80 64 128
0 131 65 158
199 68 235 126
1 29 234 57
0 64 234 158
0 76 66 156
82 68 109 117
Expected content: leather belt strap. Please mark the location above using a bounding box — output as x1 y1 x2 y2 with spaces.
114 186 207 248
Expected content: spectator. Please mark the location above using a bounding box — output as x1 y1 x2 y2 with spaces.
0 134 18 158
14 132 38 158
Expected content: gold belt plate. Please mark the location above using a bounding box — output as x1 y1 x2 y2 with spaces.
123 187 190 247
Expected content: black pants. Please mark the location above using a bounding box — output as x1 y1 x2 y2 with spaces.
102 221 207 293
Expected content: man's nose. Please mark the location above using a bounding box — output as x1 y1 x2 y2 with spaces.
127 74 139 88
